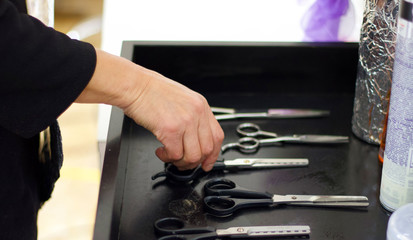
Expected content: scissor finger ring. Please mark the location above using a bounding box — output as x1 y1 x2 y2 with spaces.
221 137 260 153
237 137 261 153
236 123 261 137
237 123 278 138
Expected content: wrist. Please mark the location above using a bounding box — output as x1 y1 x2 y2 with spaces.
75 48 149 109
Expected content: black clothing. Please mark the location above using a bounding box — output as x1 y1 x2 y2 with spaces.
0 0 97 239
7 0 26 13
0 0 96 137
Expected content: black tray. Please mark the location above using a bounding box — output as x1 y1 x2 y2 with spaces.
93 41 390 240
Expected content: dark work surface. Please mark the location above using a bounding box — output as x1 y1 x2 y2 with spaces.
94 42 390 240
126 41 359 96
99 94 390 240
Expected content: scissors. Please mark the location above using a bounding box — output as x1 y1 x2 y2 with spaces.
221 122 349 153
154 217 311 240
203 178 369 217
152 158 309 183
212 107 330 121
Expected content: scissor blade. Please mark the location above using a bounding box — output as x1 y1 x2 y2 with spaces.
214 108 329 120
215 112 267 120
290 135 349 144
216 225 311 237
305 195 369 207
267 109 330 118
299 201 370 207
211 107 236 114
224 158 309 169
273 194 369 207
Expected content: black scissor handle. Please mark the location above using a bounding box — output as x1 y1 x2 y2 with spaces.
203 196 274 217
158 232 218 240
154 217 214 236
203 178 273 199
152 164 205 183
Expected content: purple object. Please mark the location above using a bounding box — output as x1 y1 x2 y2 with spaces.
301 0 349 41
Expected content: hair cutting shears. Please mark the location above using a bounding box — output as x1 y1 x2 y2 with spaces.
203 178 369 217
152 158 309 183
154 217 311 240
212 107 330 121
221 123 349 153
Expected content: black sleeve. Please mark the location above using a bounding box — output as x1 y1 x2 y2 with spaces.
0 0 97 138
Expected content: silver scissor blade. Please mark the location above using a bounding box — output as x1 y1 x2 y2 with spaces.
267 109 330 118
309 195 369 207
216 225 311 237
273 194 369 207
312 195 369 203
211 107 236 114
298 201 370 207
224 158 309 168
292 135 349 143
214 108 330 120
215 112 267 120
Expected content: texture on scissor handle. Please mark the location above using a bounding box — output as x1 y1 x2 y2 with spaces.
203 178 273 198
151 163 205 183
154 217 215 236
203 195 274 217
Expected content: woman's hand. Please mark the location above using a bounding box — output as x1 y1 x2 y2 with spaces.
76 49 224 171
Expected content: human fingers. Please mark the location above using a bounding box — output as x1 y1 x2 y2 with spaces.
169 98 212 170
157 99 221 171
154 103 204 170
154 122 185 164
201 110 224 171
173 121 204 170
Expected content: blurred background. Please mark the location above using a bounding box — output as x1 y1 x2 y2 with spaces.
37 0 103 239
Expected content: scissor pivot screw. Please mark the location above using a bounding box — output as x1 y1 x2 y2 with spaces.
243 160 250 164
237 228 244 232
291 196 297 200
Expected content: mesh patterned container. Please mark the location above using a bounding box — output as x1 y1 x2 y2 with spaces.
352 0 399 144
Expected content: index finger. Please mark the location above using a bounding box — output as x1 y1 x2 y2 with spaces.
201 110 224 171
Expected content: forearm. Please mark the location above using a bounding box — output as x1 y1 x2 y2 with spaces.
75 48 149 110
76 48 224 171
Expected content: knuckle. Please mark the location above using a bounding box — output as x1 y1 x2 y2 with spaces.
164 122 181 135
191 95 207 114
202 141 214 155
168 152 183 161
215 128 225 143
185 152 202 164
156 123 181 140
180 113 194 125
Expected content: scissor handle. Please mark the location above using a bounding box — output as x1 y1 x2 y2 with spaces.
158 232 218 240
154 218 215 236
221 136 280 153
236 123 278 138
151 164 205 183
203 178 273 199
203 196 274 217
237 137 264 153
